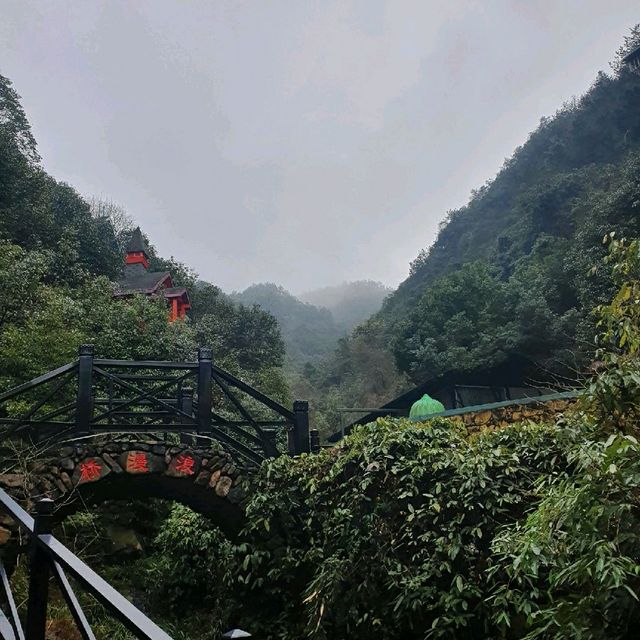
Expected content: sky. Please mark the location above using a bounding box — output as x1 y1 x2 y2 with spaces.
1 1 638 293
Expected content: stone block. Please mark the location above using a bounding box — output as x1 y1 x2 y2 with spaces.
208 470 221 488
194 471 210 486
166 452 200 478
473 410 493 425
73 457 111 485
60 472 74 491
215 476 233 497
102 453 123 473
0 474 26 489
120 451 165 474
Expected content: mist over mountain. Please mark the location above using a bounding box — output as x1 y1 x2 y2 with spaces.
299 280 391 331
2 14 640 640
231 280 390 368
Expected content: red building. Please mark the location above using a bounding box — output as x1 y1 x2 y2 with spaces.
114 227 191 322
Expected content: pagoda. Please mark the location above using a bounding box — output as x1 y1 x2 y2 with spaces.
114 227 191 322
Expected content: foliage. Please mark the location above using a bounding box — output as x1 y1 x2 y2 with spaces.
393 261 514 379
314 34 640 413
586 234 640 433
0 74 289 394
296 316 409 437
488 431 640 640
2 28 640 640
612 23 640 73
483 235 640 640
232 282 343 368
233 417 582 640
227 236 640 639
145 504 235 637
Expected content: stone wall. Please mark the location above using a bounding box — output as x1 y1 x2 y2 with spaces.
447 396 578 431
0 440 251 543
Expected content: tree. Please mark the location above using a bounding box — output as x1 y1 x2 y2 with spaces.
612 23 640 73
0 74 39 164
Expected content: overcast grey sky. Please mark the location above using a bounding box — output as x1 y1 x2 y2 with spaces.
1 1 637 293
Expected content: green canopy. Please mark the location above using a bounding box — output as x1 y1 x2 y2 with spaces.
409 393 445 420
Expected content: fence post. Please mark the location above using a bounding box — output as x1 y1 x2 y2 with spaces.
197 348 213 443
26 498 54 640
75 344 94 436
263 428 278 457
287 423 296 455
310 428 321 454
179 386 195 445
292 400 310 454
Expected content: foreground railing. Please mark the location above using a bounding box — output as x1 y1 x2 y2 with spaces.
0 489 174 640
0 490 254 639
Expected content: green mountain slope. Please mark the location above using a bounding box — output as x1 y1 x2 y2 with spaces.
307 35 640 427
231 283 343 367
386 68 640 321
377 64 640 383
0 71 288 400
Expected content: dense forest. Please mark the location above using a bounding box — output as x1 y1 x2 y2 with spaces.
0 71 289 401
231 280 389 369
0 26 640 640
0 68 290 638
303 30 640 434
231 282 342 367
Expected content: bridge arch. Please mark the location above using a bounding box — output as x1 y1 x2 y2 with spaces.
0 440 250 541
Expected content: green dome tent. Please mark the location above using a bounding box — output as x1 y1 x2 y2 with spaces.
409 393 445 420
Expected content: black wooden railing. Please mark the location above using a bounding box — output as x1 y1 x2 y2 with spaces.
0 489 174 639
0 346 314 465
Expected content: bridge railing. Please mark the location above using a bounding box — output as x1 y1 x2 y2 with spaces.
0 346 312 465
0 489 175 640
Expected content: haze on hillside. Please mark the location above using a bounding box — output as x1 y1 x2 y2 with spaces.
299 280 391 330
1 1 637 292
231 280 390 368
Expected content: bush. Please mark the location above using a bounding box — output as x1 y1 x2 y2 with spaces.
233 417 584 639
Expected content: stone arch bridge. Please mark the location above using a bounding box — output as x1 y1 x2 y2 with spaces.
0 345 315 539
0 440 249 542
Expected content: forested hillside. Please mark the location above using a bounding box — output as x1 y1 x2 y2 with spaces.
307 34 640 427
232 281 389 380
0 73 288 401
1 27 640 640
231 282 342 367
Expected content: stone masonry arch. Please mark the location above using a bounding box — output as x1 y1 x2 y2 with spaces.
0 441 251 544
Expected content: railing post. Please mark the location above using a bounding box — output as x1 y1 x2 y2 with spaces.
179 386 194 445
292 400 310 454
287 423 296 455
263 428 278 457
75 344 94 436
26 498 54 640
310 428 321 454
197 347 213 441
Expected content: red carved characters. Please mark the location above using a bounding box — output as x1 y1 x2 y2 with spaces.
79 459 102 482
174 454 195 476
126 451 150 474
